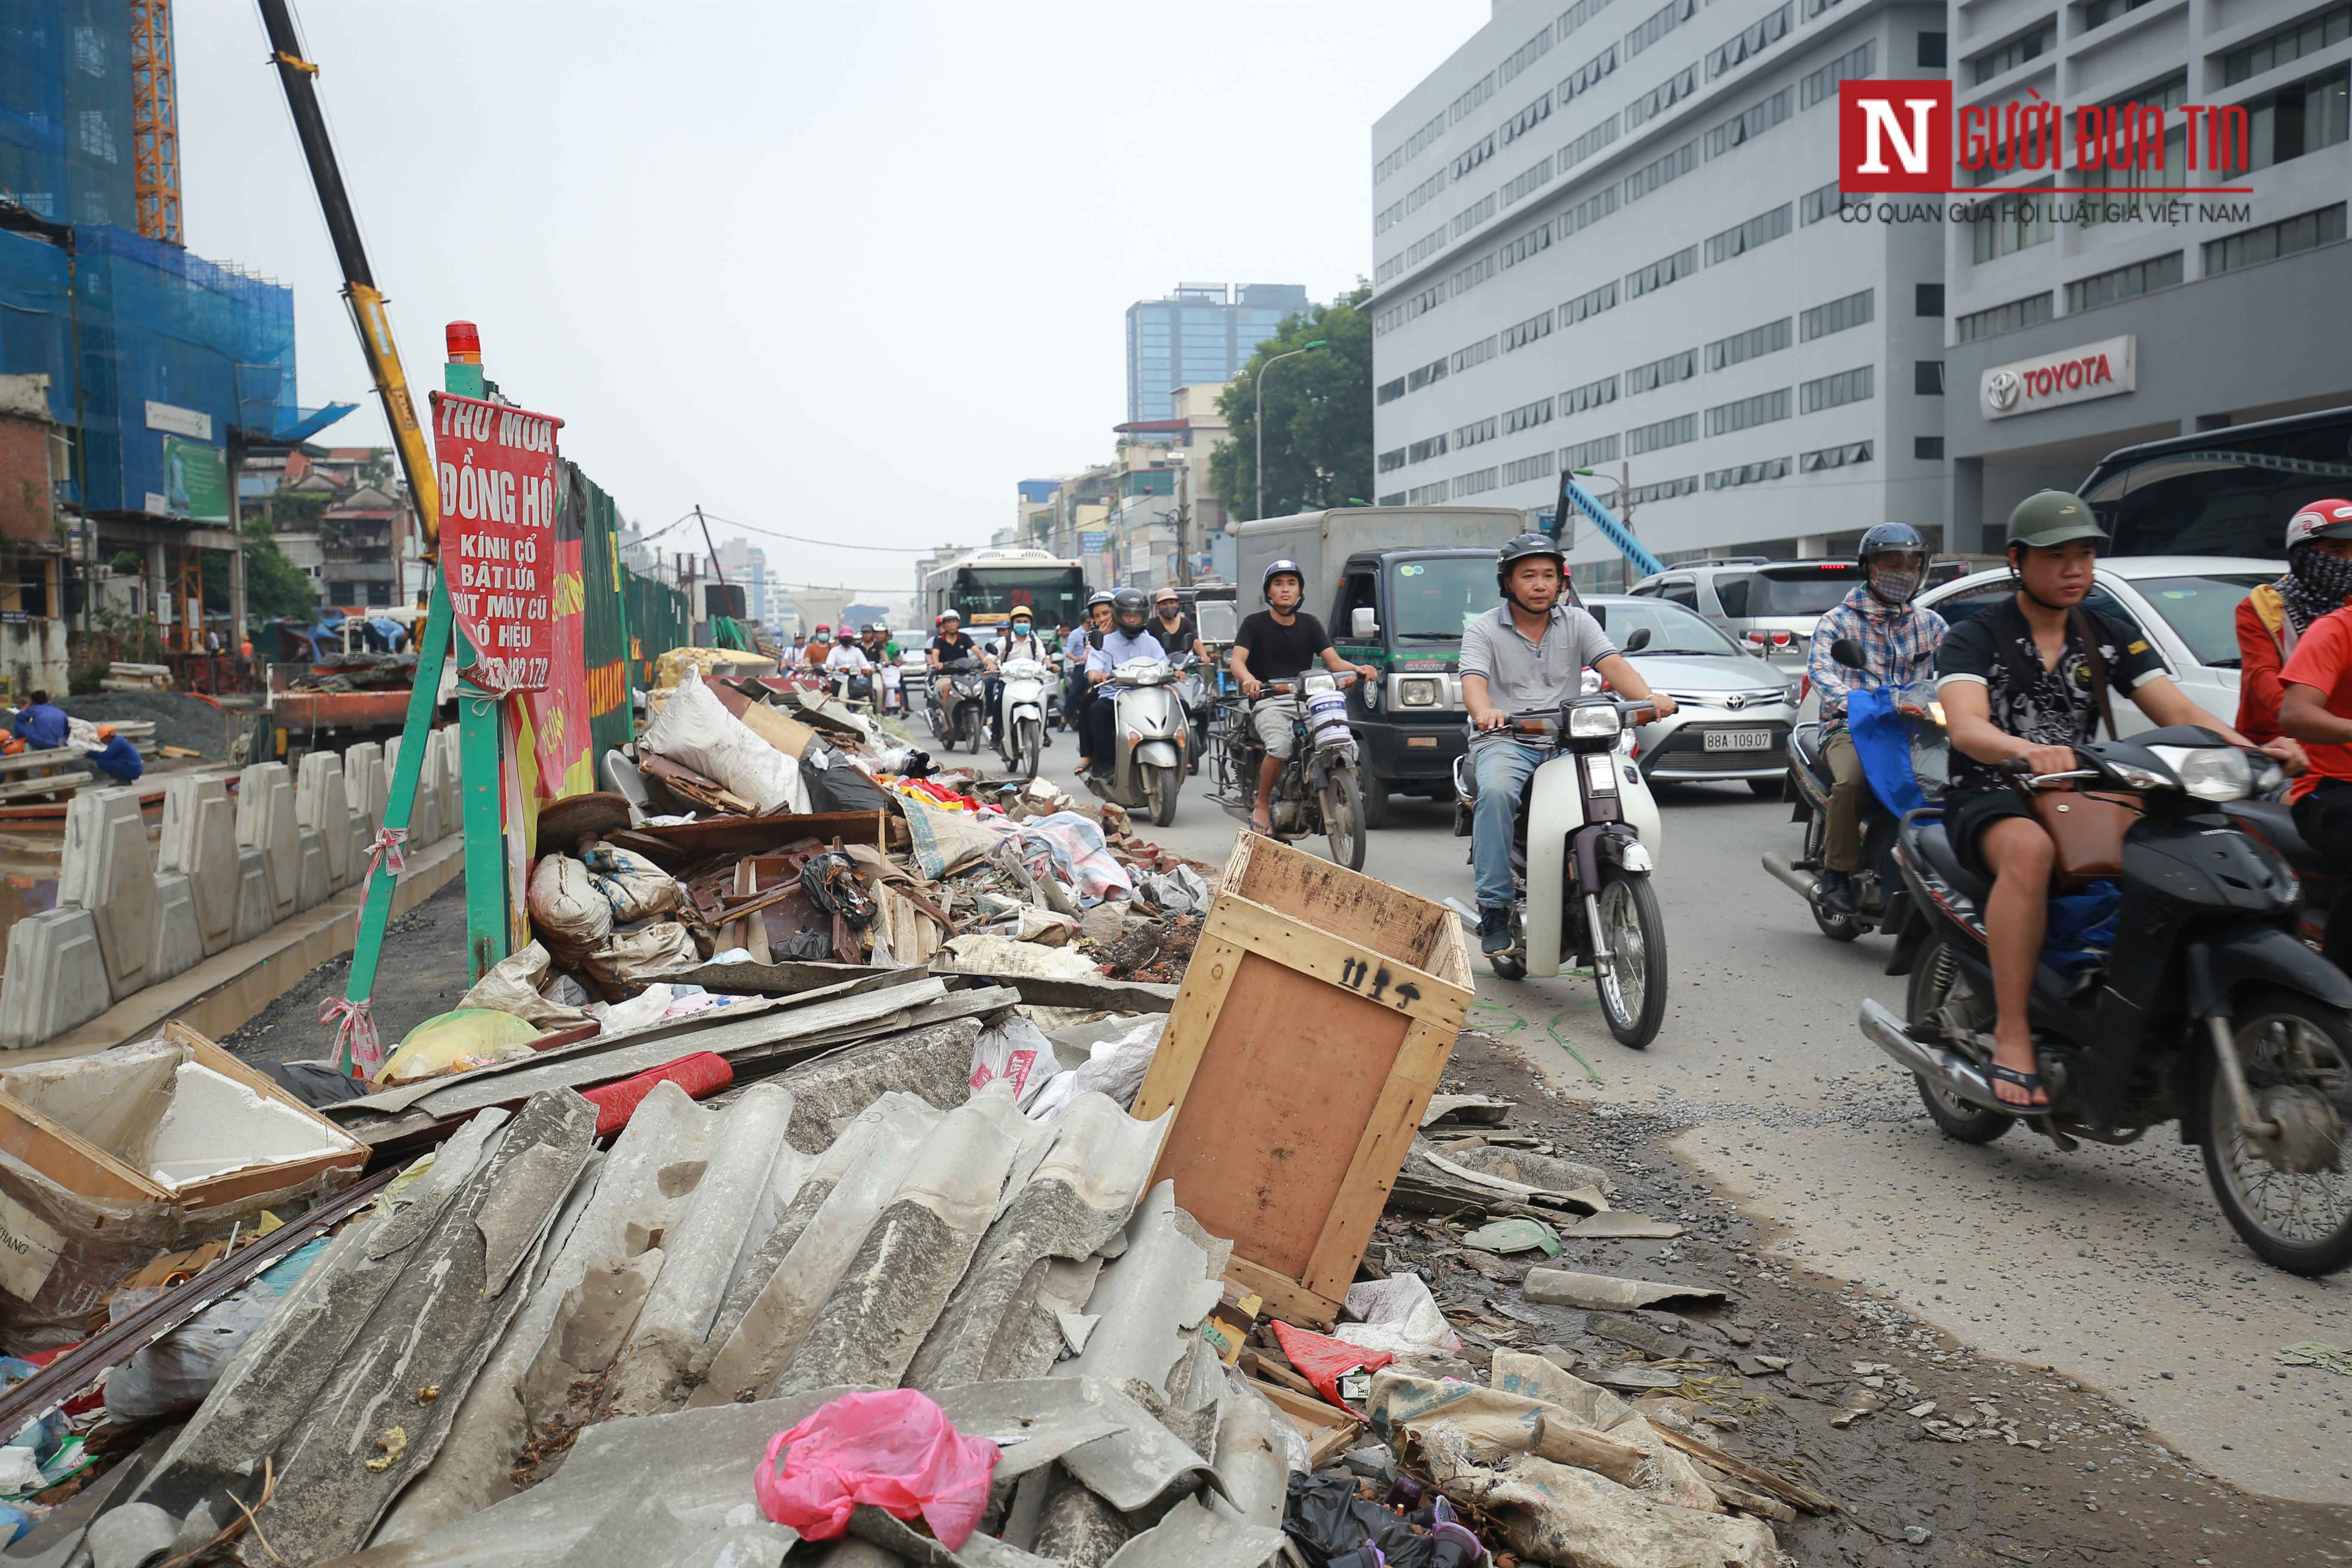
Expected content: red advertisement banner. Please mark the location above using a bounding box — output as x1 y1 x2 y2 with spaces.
430 391 564 694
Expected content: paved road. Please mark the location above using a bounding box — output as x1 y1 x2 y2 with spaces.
1136 772 2352 1506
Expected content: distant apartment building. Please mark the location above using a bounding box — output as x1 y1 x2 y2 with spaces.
1125 283 1309 422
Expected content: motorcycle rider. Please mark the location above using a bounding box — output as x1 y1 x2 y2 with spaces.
1804 523 1949 915
2239 499 2352 745
2263 502 2352 973
803 626 834 671
1068 592 1114 750
1936 492 2306 1108
990 607 1051 748
1461 535 1676 955
1152 588 1207 662
822 625 875 704
1082 588 1168 781
1231 560 1378 835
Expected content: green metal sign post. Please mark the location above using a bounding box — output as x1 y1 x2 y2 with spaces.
442 352 518 982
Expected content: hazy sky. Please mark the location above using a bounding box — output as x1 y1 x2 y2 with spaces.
174 1 1488 599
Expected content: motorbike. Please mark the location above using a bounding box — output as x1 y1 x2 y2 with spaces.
824 664 879 714
1173 658 1213 776
1764 637 1950 941
993 656 1050 780
1863 728 2352 1276
932 657 989 754
1445 694 1669 1048
2224 794 2341 956
1212 671 1376 871
1081 657 1188 826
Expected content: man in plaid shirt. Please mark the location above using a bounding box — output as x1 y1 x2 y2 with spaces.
1807 524 1947 913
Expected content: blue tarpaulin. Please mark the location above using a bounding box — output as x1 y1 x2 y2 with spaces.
1844 687 1927 818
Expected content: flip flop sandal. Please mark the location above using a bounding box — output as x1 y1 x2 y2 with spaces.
1986 1061 2049 1111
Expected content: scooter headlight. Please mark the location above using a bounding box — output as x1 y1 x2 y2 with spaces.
2146 744 2253 801
1567 705 1622 741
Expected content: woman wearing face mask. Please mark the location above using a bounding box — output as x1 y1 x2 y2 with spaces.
2239 499 2352 746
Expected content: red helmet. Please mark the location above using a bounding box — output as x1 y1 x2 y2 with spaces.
2287 499 2352 551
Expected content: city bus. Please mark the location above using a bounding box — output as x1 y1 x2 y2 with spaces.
921 548 1087 631
2082 404 2352 559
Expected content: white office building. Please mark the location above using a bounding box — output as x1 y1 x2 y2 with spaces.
1370 0 1951 588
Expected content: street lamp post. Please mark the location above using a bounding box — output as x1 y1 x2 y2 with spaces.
1254 339 1328 521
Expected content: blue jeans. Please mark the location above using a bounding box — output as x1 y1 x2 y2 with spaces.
1472 740 1547 911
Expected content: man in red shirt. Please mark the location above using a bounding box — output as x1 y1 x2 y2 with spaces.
2276 590 2352 971
2238 499 2352 744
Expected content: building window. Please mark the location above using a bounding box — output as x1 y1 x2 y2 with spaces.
1451 335 1501 373
1914 360 1945 395
1916 283 1944 316
1625 0 1697 59
1622 140 1698 203
1561 374 1620 415
1451 249 1499 296
1801 440 1874 471
1708 3 1793 79
1378 448 1408 474
1378 492 1407 506
1628 65 1700 130
1558 185 1620 240
1375 201 1405 236
1404 167 1447 217
1799 288 1874 341
1451 194 1498 239
1453 467 1501 498
1502 154 1557 205
1502 90 1555 144
2247 65 2351 171
1626 244 1700 298
1561 116 1621 172
1408 435 1449 464
1559 43 1619 104
2225 3 2352 86
1504 396 1556 434
1501 224 1554 270
1626 348 1699 395
1707 456 1792 490
2065 252 2183 312
1561 279 1620 326
1802 0 1847 20
1917 31 1948 66
1626 475 1701 505
1705 388 1792 436
1706 85 1794 158
1502 451 1558 487
1914 437 1945 460
1502 26 1555 83
1971 185 2055 262
1376 377 1407 405
1627 413 1699 454
1704 203 1792 264
1706 316 1792 370
1450 71 1497 124
2202 202 2349 276
1955 292 2054 340
1562 435 1621 469
1406 228 1449 265
1559 0 1619 43
1406 357 1450 393
1374 110 1448 184
1800 40 1875 110
1969 21 2055 86
1799 181 1857 226
1503 310 1556 352
2080 0 2153 27
1800 365 1874 413
1454 416 1501 449
1452 133 1497 181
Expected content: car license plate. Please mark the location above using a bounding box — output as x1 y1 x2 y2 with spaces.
1703 728 1771 752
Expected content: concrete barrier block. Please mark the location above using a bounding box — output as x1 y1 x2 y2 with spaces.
232 845 272 944
159 776 238 956
61 787 154 1000
296 753 354 892
0 908 110 1049
148 871 203 983
388 736 433 845
295 827 329 912
435 728 463 823
348 809 372 888
236 762 300 921
343 741 386 836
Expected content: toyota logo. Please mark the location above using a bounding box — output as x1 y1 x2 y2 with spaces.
1986 369 2022 411
1725 692 1748 711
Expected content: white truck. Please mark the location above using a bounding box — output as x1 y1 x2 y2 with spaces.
1233 505 1536 827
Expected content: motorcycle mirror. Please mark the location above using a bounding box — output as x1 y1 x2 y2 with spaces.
1621 627 1652 653
1831 637 1866 669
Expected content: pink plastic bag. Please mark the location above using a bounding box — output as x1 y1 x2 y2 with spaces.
752 1388 999 1548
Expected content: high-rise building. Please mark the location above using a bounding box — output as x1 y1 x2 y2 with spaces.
1368 0 1947 589
1125 283 1308 422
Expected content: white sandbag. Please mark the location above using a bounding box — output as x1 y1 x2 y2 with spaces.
640 667 806 815
527 855 611 966
1024 1015 1162 1121
582 922 701 999
579 840 687 922
967 1016 1064 1109
456 940 593 1031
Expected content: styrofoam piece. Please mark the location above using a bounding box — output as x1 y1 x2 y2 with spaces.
159 776 238 956
231 845 272 944
236 762 300 920
148 871 203 984
294 827 329 912
296 753 354 892
146 1060 355 1188
0 908 110 1048
343 741 386 836
60 787 154 999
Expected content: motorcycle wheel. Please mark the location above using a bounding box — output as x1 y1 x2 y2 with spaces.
1801 809 1864 942
1593 874 1668 1049
2202 989 2352 1277
1145 766 1178 827
1360 770 1391 831
1017 720 1041 781
1905 939 2014 1144
1320 767 1367 872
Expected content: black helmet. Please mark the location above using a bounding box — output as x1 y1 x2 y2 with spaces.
1495 532 1568 596
1262 558 1305 601
1858 522 1928 607
1112 586 1150 631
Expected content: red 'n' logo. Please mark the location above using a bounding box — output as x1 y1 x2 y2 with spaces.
1839 80 1953 193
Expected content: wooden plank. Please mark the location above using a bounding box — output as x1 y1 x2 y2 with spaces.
1202 894 1467 1030
1127 932 1247 1123
1652 1425 1842 1516
0 1092 158 1202
1303 1012 1460 1300
1225 1255 1341 1331
1224 832 1452 970
1246 1376 1351 1430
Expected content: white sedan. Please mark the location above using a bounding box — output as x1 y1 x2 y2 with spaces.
1913 555 2280 735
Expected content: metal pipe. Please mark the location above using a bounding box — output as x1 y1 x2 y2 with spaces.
1253 346 1313 522
1760 852 1818 900
2205 1014 2282 1139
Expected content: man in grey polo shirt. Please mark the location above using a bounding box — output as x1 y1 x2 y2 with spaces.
1461 534 1678 956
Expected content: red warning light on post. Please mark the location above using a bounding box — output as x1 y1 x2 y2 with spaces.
1838 80 1953 194
445 320 482 364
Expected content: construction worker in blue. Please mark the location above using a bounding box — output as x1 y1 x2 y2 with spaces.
11 692 67 750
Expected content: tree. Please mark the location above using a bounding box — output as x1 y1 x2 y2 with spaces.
1210 284 1374 522
236 515 320 623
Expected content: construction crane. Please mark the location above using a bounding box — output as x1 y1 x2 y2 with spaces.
128 0 183 245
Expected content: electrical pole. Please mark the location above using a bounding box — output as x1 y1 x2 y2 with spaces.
1174 461 1194 588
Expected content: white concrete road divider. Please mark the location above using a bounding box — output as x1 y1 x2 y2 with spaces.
343 741 386 838
159 776 239 957
237 762 300 921
295 827 328 911
148 871 202 984
232 845 273 944
61 787 153 999
296 752 354 892
0 908 110 1049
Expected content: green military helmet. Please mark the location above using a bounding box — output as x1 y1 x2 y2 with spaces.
2007 490 2108 550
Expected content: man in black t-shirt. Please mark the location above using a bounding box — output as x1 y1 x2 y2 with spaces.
1936 492 2302 1110
927 610 989 672
1230 560 1375 833
1151 588 1205 662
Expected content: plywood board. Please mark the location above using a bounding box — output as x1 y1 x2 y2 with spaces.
1228 834 1455 973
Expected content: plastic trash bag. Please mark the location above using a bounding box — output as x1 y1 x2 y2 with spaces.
1284 1473 1456 1568
751 1388 998 1549
642 667 806 814
967 1017 1063 1109
802 744 893 814
377 1008 544 1086
1337 1273 1462 1358
582 922 704 1000
579 841 687 923
105 1237 329 1423
800 852 876 928
456 940 593 1031
1023 1015 1162 1121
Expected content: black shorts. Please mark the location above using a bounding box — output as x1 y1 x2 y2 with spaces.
1945 786 2039 879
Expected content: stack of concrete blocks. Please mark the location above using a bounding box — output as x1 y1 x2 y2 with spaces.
237 762 302 923
159 775 248 957
295 752 354 894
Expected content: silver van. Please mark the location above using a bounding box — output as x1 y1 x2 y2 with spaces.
1626 559 1864 667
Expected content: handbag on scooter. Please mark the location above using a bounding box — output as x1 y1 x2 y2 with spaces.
2026 608 2141 887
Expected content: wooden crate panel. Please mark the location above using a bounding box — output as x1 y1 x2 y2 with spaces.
1228 838 1455 973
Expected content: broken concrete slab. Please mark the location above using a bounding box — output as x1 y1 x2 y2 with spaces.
60 787 153 999
158 775 238 957
1420 1093 1514 1128
1439 1140 1614 1198
0 907 110 1049
1568 1212 1687 1240
1065 1181 1224 1400
1523 1269 1729 1312
235 761 300 920
1099 1494 1285 1568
